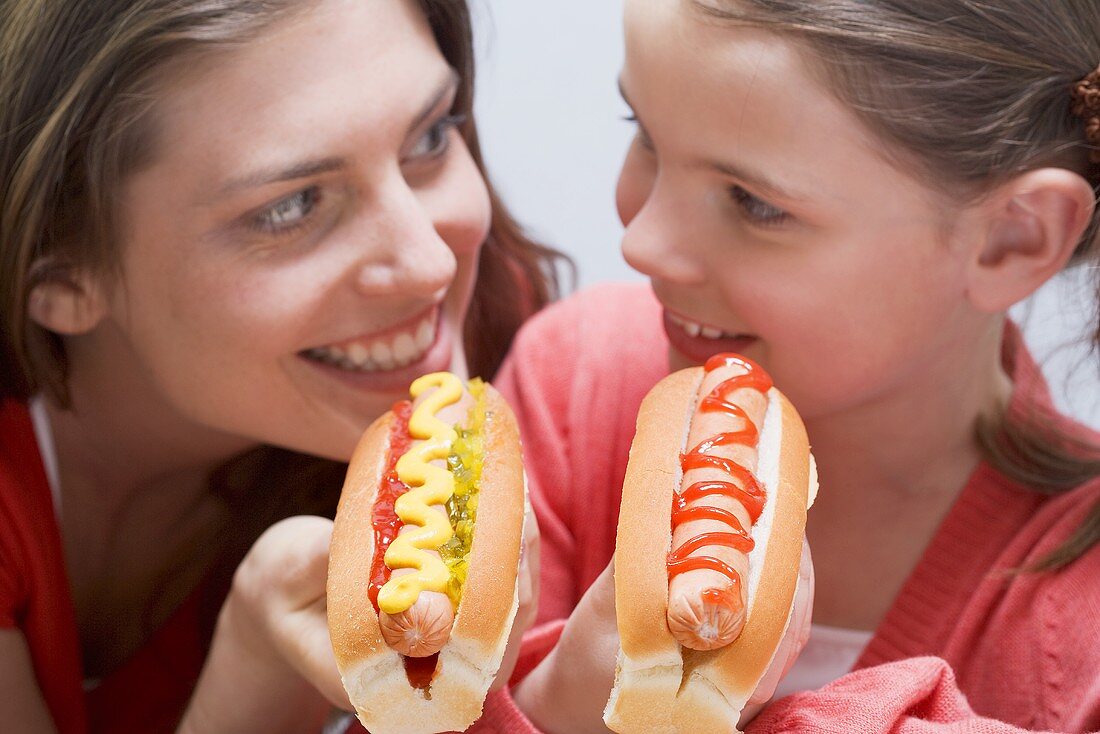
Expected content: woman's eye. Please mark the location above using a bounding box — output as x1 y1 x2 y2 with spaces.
407 114 466 161
252 187 321 234
730 185 789 226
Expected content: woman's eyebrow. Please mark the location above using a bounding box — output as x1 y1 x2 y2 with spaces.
216 157 348 198
406 68 460 136
212 70 460 199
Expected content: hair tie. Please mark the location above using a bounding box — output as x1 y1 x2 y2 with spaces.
1071 65 1100 163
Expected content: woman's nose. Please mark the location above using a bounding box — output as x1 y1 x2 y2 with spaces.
353 185 459 299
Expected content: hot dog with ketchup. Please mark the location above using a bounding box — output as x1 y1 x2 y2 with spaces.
604 354 818 734
327 372 527 734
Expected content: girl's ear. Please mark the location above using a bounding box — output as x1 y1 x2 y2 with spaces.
966 168 1095 312
28 267 109 335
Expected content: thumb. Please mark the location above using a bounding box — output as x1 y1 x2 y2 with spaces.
275 597 354 711
746 537 814 708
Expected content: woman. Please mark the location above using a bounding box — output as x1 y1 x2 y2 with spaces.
0 1 561 731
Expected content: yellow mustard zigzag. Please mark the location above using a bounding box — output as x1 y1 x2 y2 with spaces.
377 372 462 615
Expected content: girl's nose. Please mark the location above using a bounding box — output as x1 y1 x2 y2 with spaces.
620 183 707 286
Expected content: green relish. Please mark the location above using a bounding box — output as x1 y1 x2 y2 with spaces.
441 378 486 607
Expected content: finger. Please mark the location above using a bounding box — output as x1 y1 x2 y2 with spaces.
241 516 335 610
746 538 815 707
523 503 542 617
277 598 354 711
571 559 618 653
492 507 541 690
787 538 815 671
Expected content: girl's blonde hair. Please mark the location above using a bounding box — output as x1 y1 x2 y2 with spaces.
694 0 1100 569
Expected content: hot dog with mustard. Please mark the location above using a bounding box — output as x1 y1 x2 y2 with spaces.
327 372 527 734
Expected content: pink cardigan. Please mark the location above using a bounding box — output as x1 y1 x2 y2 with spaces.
473 284 1100 733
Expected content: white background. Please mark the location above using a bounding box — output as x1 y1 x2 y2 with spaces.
469 0 1100 428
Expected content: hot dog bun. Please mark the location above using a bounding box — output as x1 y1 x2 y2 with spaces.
327 383 527 734
604 366 817 733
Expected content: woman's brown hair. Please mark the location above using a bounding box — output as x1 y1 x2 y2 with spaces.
693 0 1100 569
0 0 568 638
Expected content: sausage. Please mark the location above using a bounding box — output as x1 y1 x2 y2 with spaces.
666 358 770 651
376 384 475 657
378 506 456 656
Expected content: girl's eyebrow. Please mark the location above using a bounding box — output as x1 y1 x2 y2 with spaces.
702 158 808 203
213 70 460 199
617 77 640 114
619 76 806 203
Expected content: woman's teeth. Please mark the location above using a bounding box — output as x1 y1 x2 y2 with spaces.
306 314 436 372
668 312 740 340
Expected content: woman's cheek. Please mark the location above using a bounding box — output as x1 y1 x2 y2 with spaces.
436 144 492 259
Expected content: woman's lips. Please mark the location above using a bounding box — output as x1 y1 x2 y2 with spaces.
662 310 759 364
297 306 459 392
303 308 440 373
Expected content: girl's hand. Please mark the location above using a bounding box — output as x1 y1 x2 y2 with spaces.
739 538 814 729
513 539 814 734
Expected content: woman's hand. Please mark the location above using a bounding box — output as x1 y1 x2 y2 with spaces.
179 516 346 734
513 539 814 734
181 506 540 734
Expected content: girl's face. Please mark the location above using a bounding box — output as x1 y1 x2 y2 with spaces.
100 0 490 460
618 0 983 419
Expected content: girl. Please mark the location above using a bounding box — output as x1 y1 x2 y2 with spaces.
475 0 1100 732
0 0 558 731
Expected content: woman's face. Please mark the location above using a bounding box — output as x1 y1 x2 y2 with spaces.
617 0 983 419
101 0 490 460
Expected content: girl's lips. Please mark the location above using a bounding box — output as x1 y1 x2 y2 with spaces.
662 310 759 365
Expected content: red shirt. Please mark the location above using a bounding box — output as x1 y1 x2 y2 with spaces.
471 284 1100 733
0 400 207 733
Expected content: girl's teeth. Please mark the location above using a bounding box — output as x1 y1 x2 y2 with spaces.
670 312 738 340
701 326 724 340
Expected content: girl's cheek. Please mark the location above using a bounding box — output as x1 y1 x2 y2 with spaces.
615 148 653 228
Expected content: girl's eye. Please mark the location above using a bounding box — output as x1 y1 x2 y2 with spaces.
252 186 321 234
407 114 467 161
623 114 655 151
730 185 789 226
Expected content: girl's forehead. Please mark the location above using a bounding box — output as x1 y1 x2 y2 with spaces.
620 0 944 225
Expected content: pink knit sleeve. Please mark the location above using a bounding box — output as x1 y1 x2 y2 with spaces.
466 310 581 734
747 657 1060 733
494 314 582 627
